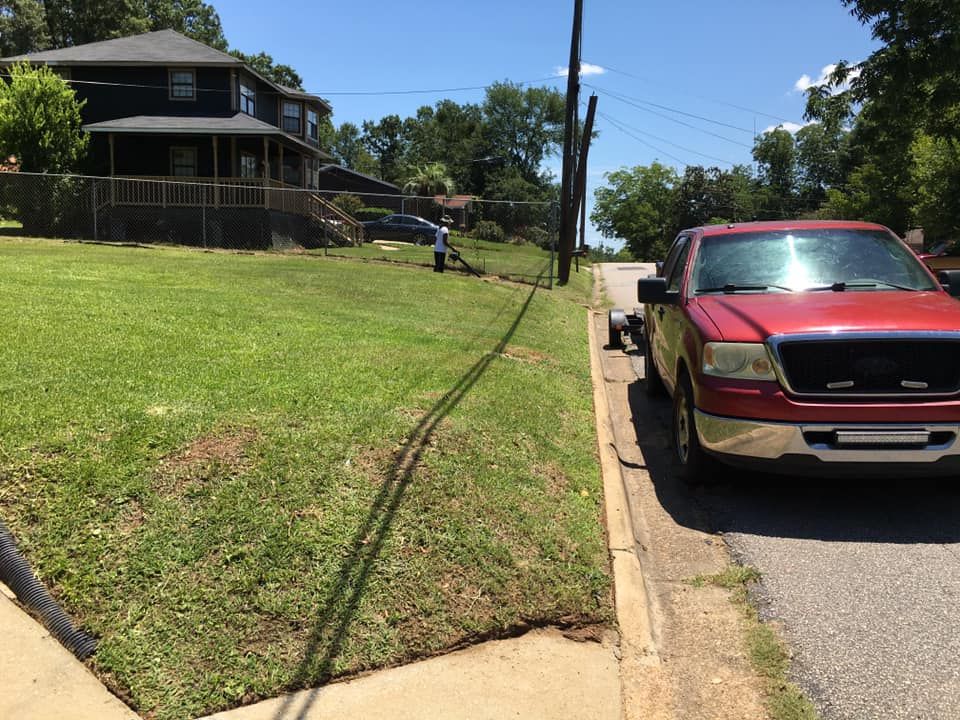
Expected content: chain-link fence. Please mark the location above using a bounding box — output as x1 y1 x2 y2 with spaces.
0 172 562 285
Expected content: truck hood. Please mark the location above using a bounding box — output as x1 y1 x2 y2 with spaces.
696 290 960 342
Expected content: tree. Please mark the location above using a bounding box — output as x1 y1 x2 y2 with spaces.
482 81 565 182
752 127 797 219
794 122 849 207
0 0 51 56
362 114 407 183
229 50 303 89
909 133 960 242
590 163 678 261
331 122 378 175
402 162 454 196
42 0 149 47
0 61 87 172
145 0 227 50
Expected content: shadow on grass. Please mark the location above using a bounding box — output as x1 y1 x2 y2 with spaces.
271 276 544 720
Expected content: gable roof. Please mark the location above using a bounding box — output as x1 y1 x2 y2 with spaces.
317 165 400 193
0 29 331 113
0 29 239 66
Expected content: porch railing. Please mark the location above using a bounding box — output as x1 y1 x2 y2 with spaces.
99 176 364 246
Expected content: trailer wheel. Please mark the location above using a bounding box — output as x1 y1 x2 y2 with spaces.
607 309 627 349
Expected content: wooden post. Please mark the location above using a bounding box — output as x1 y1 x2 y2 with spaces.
278 143 285 211
108 133 115 206
558 0 583 284
263 136 269 209
212 136 219 208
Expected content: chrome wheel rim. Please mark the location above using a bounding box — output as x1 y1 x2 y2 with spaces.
675 392 690 464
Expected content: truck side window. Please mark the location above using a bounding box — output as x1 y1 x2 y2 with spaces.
666 240 691 292
660 236 686 280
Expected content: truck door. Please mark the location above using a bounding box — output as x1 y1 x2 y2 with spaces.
655 236 691 395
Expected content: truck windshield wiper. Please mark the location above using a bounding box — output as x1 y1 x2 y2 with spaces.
806 280 918 292
695 283 794 294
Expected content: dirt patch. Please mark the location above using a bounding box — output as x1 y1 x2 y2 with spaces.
533 462 569 497
498 345 554 366
155 427 259 496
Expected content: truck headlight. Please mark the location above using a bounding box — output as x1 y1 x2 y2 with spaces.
703 342 776 381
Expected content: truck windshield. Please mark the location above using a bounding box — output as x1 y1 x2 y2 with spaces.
690 229 938 294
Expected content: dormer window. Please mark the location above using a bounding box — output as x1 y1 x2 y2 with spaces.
169 69 195 100
282 101 302 134
240 78 255 116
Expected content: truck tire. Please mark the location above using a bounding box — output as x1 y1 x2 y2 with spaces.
672 373 719 484
644 333 666 397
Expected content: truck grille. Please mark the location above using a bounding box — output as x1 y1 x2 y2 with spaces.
776 339 960 396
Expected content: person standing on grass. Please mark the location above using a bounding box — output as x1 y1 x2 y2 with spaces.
433 215 457 273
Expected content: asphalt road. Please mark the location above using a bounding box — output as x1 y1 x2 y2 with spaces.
598 263 960 720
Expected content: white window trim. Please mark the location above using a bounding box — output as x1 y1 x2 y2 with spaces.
240 151 258 178
239 76 256 116
169 68 196 101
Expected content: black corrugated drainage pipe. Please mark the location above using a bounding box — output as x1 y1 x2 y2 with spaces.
0 519 97 659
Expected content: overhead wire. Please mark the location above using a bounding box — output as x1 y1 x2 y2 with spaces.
595 109 738 166
598 112 690 167
585 82 755 149
590 62 798 125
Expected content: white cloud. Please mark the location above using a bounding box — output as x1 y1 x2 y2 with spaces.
793 63 861 95
555 62 606 78
762 121 812 134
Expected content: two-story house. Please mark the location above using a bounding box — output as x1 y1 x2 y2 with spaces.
0 29 364 246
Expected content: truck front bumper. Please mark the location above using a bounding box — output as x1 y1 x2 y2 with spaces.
695 410 960 476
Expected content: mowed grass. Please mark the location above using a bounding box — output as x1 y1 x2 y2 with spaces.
0 239 610 719
322 233 575 283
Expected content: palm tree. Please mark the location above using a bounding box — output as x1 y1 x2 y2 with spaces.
402 162 455 197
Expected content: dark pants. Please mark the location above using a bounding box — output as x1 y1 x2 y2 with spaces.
434 251 446 273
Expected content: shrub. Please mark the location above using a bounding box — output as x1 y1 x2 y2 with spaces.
521 226 552 250
331 194 364 218
354 207 394 222
473 220 505 243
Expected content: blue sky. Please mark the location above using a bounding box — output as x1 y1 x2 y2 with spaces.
215 0 880 247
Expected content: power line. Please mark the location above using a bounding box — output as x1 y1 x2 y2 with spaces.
599 113 690 167
584 81 756 134
586 82 755 149
590 62 798 124
595 109 738 166
2 72 560 98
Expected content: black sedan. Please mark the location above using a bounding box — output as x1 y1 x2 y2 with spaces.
361 214 439 245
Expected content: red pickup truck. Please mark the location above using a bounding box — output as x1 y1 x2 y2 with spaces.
639 220 960 481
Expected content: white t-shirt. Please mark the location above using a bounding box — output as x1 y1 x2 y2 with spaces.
434 226 449 253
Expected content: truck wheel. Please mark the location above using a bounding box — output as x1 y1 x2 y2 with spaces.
644 334 666 397
672 373 719 484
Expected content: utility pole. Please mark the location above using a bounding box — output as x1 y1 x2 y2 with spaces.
557 0 583 285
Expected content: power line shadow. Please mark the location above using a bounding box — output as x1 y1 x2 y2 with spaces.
270 276 543 720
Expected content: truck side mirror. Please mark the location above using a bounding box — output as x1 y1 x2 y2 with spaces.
638 277 679 305
939 269 960 297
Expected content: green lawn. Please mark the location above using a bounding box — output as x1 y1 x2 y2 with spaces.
321 234 585 284
0 239 610 719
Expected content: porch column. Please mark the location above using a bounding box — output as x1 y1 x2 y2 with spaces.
301 154 307 189
108 133 115 206
278 142 285 211
263 136 269 209
212 136 219 208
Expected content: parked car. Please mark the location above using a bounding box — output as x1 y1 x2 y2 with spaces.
638 220 960 481
917 241 960 272
361 214 439 244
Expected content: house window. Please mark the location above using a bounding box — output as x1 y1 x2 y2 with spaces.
307 109 319 143
240 152 258 178
240 79 255 116
171 147 197 177
282 101 302 134
169 69 196 100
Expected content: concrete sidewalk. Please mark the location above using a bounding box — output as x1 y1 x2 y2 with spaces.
0 587 138 720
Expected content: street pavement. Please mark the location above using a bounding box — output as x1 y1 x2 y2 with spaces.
598 262 960 720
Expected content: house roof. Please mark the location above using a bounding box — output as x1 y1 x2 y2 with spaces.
83 114 333 159
433 194 475 210
0 29 332 112
317 164 400 192
0 29 238 66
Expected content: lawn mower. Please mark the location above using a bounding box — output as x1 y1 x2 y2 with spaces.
449 251 482 278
